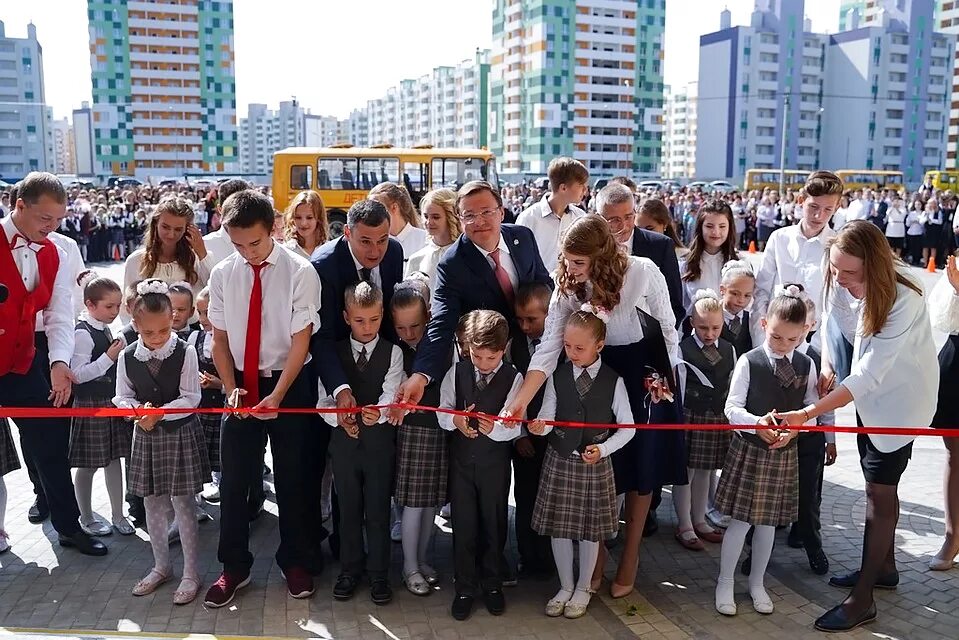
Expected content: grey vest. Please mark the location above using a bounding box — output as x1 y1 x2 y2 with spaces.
744 347 811 436
122 339 190 426
680 336 735 415
451 360 516 461
548 361 617 459
191 329 224 407
721 310 752 356
75 320 116 399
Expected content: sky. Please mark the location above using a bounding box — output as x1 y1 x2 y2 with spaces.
2 0 841 121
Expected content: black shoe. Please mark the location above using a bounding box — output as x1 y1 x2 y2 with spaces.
451 594 474 621
27 499 49 524
740 553 752 576
370 579 392 605
808 549 829 576
484 589 505 615
57 531 108 556
786 526 804 549
333 574 358 600
814 602 877 632
642 511 658 538
829 570 899 590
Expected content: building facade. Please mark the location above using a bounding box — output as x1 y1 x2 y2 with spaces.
52 117 76 175
0 21 53 179
238 100 306 175
938 0 959 167
305 114 340 147
73 102 96 177
662 82 697 179
87 0 238 178
489 0 665 179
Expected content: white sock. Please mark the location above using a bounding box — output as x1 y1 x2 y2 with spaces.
672 482 693 532
0 477 7 532
717 519 750 606
103 459 125 523
570 540 600 605
748 524 776 603
401 507 424 576
691 468 712 528
74 468 97 524
550 537 575 601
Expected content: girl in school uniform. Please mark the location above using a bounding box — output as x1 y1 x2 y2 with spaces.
529 306 634 619
69 273 134 537
679 200 740 325
718 260 763 356
714 286 819 616
189 287 225 502
0 419 19 553
114 279 207 605
283 191 329 260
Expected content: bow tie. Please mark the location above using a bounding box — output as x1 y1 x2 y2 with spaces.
11 233 46 253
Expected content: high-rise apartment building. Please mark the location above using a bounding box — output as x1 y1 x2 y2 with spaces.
52 117 76 175
0 21 53 178
87 0 237 178
489 0 665 178
663 82 697 179
305 114 340 147
73 102 96 176
937 0 959 167
238 100 306 175
839 1 868 30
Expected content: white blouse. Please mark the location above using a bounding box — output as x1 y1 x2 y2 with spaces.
529 256 679 378
395 223 429 263
283 238 315 262
112 333 202 421
679 251 725 316
70 312 120 384
121 247 216 321
404 236 453 287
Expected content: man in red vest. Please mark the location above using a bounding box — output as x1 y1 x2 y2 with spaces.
0 172 106 556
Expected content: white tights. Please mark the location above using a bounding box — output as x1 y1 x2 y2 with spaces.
673 469 716 532
74 459 125 525
401 506 436 576
144 495 199 582
0 477 7 532
716 519 775 606
551 538 600 606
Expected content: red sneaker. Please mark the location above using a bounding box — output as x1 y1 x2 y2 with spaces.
203 571 251 608
283 566 315 599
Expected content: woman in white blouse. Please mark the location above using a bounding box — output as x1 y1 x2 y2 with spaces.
369 182 428 263
503 215 682 599
404 188 462 286
283 190 328 260
122 197 215 321
679 200 740 320
777 221 937 633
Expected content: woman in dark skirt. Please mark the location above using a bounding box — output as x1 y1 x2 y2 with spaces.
921 198 944 268
0 418 21 553
504 215 683 600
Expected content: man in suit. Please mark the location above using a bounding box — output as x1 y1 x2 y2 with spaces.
396 180 552 408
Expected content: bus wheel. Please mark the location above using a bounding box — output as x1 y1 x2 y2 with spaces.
328 209 347 238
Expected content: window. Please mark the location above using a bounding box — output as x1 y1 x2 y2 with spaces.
431 157 490 189
360 157 399 188
317 157 359 189
290 165 313 190
402 161 428 199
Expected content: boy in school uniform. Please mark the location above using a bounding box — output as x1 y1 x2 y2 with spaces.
203 190 322 608
319 281 405 605
439 309 524 621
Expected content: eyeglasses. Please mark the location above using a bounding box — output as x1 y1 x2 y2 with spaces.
602 212 634 228
458 207 501 225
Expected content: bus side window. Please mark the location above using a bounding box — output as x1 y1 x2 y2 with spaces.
290 165 312 190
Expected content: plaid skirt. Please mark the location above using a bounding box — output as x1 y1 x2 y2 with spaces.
714 433 798 527
69 394 133 468
0 418 21 477
128 415 210 497
532 446 618 541
685 410 733 470
198 410 222 473
395 422 449 507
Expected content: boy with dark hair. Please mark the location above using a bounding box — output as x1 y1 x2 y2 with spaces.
516 158 589 272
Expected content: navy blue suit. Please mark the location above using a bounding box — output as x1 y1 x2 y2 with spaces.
310 235 404 393
413 224 552 381
630 228 684 327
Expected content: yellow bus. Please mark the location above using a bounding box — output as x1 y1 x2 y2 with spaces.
743 169 811 193
272 145 498 236
923 170 959 191
834 170 904 192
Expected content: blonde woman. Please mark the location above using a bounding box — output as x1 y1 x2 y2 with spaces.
369 182 428 261
404 188 462 285
284 191 329 260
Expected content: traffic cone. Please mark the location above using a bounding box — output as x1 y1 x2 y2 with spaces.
113 246 121 261
748 240 757 254
927 256 937 273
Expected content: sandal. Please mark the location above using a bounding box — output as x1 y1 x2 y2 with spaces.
403 570 430 596
132 569 172 596
173 577 201 605
675 528 705 551
694 523 724 544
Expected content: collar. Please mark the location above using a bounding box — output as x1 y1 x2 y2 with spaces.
2 215 46 252
79 310 109 330
722 307 743 322
476 233 510 259
475 361 503 379
762 342 795 365
350 334 379 355
346 238 380 274
395 222 419 240
795 222 835 243
539 194 569 218
572 357 603 378
248 239 280 269
692 334 711 350
620 228 635 248
133 333 178 362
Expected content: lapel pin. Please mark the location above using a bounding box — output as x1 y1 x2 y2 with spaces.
513 238 519 245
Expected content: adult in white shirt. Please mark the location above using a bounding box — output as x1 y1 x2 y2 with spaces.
845 190 866 222
831 194 850 232
883 196 907 258
369 182 428 263
754 171 842 334
282 190 328 261
404 188 462 287
201 179 252 269
755 197 778 251
515 157 589 273
777 221 937 632
905 198 926 265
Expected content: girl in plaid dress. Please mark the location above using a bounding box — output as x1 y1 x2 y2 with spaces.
714 287 819 617
113 280 206 605
0 418 20 553
69 274 134 537
528 308 635 620
190 287 224 502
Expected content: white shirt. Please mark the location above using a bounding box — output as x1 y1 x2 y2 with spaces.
39 232 85 324
884 207 907 238
283 238 314 261
438 362 524 441
931 273 959 335
725 343 819 433
404 236 452 288
534 357 635 458
121 247 217 322
832 208 848 231
1 215 75 367
530 256 679 378
202 227 236 268
394 223 429 263
112 333 202 421
476 234 519 291
188 328 213 360
840 273 938 452
754 223 836 326
71 312 121 384
208 240 321 374
794 340 835 444
846 199 866 222
515 195 587 273
679 251 725 316
822 283 861 344
906 210 925 235
316 335 405 426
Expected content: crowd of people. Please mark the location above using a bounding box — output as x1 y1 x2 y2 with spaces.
0 161 954 634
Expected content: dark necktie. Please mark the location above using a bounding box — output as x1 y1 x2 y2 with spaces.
476 372 490 391
727 316 742 336
575 369 593 398
774 356 797 388
356 345 369 371
243 262 267 406
702 343 722 365
146 357 163 379
530 337 541 354
359 267 372 283
489 248 515 306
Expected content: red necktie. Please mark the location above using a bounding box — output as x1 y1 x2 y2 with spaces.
489 248 515 306
243 262 267 406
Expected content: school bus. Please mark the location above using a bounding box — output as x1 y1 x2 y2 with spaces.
834 170 904 192
272 145 498 236
743 169 811 193
923 170 959 191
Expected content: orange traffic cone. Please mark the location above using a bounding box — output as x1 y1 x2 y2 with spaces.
927 256 937 273
113 246 121 261
748 240 757 254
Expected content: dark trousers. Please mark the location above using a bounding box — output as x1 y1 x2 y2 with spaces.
450 445 512 596
0 354 81 535
20 333 50 505
511 437 552 571
793 432 826 553
302 414 332 570
217 369 312 575
329 425 395 580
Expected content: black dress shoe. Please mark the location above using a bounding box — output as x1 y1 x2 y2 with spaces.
740 552 752 576
58 531 108 556
333 574 358 600
451 594 474 621
814 602 877 632
642 511 658 538
28 499 49 524
484 589 505 615
808 549 829 576
370 579 392 605
829 570 898 590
